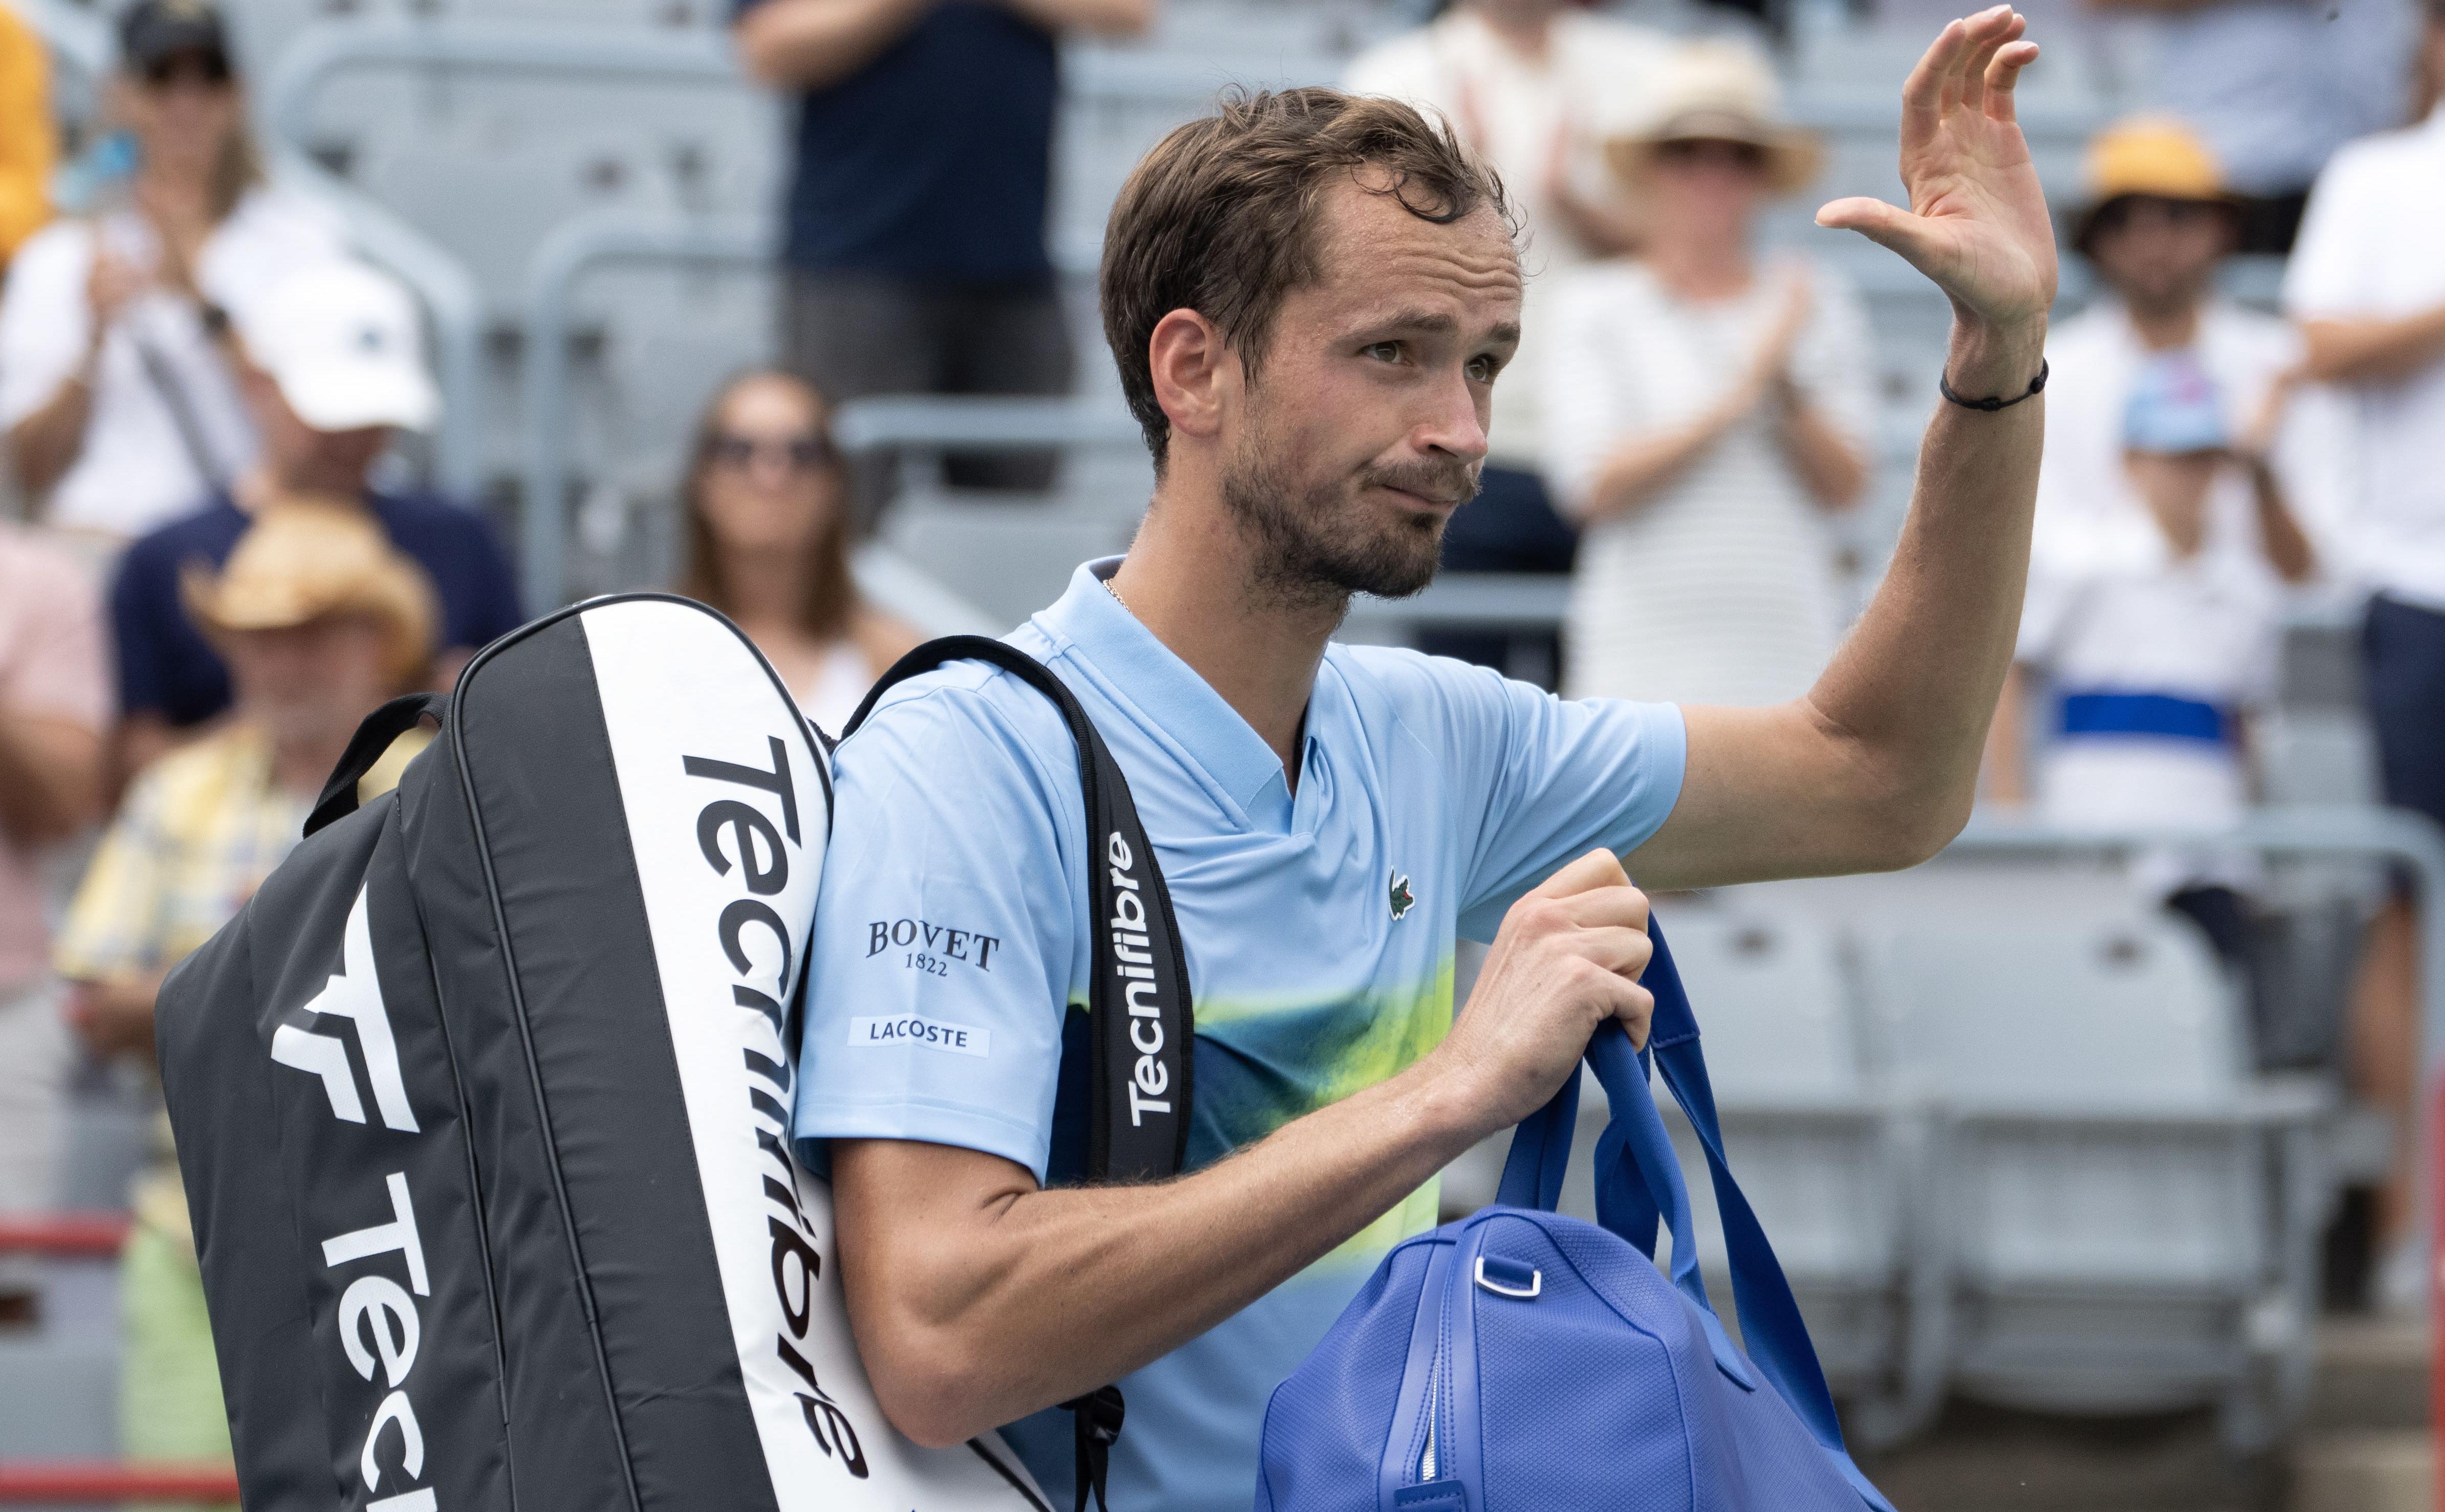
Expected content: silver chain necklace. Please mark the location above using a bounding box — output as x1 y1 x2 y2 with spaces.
1103 574 1131 616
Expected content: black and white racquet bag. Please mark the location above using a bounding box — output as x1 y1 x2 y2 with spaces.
157 594 1193 1511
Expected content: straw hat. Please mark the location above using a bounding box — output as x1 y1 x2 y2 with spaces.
2072 117 2232 253
181 505 439 690
1600 42 1824 197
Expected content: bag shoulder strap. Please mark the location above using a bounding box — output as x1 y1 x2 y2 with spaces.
304 691 447 838
845 634 1194 1512
843 634 1194 1182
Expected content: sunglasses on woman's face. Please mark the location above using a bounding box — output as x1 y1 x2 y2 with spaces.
1654 138 1768 173
141 52 233 89
709 432 837 474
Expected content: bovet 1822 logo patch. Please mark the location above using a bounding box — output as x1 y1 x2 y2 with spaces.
1388 868 1415 921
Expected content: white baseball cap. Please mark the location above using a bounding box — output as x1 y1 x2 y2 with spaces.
234 258 441 434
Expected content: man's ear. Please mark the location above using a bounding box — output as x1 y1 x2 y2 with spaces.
1147 308 1237 452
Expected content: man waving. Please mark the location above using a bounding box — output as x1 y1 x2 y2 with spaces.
796 12 2056 1507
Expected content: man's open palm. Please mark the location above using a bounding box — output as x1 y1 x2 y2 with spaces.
1818 6 2059 331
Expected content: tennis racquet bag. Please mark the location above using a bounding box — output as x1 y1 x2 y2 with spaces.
158 595 1191 1511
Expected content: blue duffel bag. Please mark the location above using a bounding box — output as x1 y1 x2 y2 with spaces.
1256 920 1898 1511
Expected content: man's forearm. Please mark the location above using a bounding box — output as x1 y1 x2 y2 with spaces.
1776 390 1870 510
1578 399 1748 522
834 1058 1486 1447
0 712 102 846
1807 318 2046 843
998 0 1153 36
2248 461 2316 583
734 0 934 91
2301 310 2445 387
8 376 93 499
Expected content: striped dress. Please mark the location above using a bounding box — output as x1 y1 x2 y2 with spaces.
1542 259 1875 707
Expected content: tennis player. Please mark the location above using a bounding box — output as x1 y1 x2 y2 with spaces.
798 12 2057 1506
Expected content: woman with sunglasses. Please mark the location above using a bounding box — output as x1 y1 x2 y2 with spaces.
0 0 343 544
678 370 920 732
1542 42 1876 709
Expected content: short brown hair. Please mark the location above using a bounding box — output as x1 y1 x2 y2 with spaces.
1099 86 1514 471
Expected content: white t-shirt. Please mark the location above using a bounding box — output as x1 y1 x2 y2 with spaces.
2283 105 2445 611
1542 258 1876 707
797 638 876 736
1345 9 1672 472
0 187 347 539
2033 298 2311 582
2017 544 2282 889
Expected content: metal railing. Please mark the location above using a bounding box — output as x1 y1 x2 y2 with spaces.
0 1215 239 1505
516 211 769 611
515 211 1152 610
260 19 759 508
0 1463 243 1504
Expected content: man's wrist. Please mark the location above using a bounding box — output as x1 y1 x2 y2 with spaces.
1400 1051 1506 1164
1941 316 2048 406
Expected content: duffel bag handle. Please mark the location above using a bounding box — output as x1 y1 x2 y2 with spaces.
304 691 448 838
1492 919 1852 1461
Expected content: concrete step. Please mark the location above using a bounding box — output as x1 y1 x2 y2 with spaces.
1855 1318 2432 1511
2305 1317 2428 1432
1854 1400 2278 1512
2290 1430 2431 1512
2291 1322 2432 1512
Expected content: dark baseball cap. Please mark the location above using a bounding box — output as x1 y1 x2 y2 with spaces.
119 0 231 74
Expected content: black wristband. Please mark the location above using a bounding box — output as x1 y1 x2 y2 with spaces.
1938 358 2048 412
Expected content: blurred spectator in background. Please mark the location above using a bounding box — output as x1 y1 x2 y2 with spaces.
0 1 57 266
2084 0 2416 253
1345 0 1668 685
111 258 518 780
1991 353 2312 960
55 504 435 1506
0 524 106 1319
2285 0 2445 1302
1988 117 2315 936
733 0 1153 520
0 1 345 543
2011 119 2315 580
1543 43 1872 708
679 371 920 731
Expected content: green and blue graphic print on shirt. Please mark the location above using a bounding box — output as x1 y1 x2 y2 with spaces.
795 560 1687 1511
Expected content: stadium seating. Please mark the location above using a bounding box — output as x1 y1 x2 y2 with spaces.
1864 913 2332 1450
1651 909 1941 1447
0 1255 118 1462
1443 878 2343 1452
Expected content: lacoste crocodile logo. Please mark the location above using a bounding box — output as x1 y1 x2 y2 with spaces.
1388 869 1415 922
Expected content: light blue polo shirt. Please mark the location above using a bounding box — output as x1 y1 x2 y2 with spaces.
795 559 1686 1510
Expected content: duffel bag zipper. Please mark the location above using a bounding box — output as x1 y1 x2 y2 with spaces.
1418 1369 1438 1481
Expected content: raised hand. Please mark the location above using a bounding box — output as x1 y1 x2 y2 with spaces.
1816 7 2058 341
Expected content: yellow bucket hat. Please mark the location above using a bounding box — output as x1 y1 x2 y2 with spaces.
181 504 439 691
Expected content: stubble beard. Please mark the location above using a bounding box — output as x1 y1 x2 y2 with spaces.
1218 413 1479 617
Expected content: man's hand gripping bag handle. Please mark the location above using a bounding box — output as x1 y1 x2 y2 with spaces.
1493 918 1894 1510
